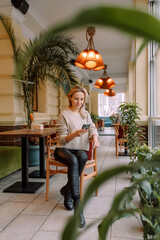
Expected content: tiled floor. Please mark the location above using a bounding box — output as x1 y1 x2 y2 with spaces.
0 133 143 240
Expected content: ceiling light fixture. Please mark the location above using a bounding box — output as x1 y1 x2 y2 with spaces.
75 27 104 71
104 88 116 97
94 65 116 89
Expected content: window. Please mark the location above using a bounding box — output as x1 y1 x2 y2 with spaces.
148 0 160 148
98 93 125 117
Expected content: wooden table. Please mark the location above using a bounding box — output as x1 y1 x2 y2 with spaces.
0 128 56 193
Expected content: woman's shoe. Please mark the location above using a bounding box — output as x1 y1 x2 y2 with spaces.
74 199 85 228
60 185 73 211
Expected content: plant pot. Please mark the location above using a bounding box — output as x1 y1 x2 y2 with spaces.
28 145 40 166
142 218 155 237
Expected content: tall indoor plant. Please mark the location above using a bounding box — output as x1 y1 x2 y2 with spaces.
131 144 160 239
118 102 144 161
0 14 79 128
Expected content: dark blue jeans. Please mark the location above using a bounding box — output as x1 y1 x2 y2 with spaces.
54 148 88 199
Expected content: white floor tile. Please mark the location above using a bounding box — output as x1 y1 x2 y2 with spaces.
0 201 28 228
40 204 73 232
32 230 61 240
78 218 111 240
0 192 14 204
22 192 61 215
84 196 113 219
9 193 39 203
111 238 142 240
111 217 143 239
0 214 47 240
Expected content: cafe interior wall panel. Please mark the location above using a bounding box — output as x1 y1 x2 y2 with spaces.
47 105 59 119
135 0 148 9
61 90 68 112
0 58 14 75
135 38 148 117
38 81 47 113
0 39 13 55
46 80 59 119
134 0 148 123
0 95 14 114
0 17 25 139
0 78 13 95
155 49 160 116
0 24 15 125
127 61 135 103
91 91 98 116
0 21 10 38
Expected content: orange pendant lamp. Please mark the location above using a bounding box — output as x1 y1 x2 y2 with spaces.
75 27 104 71
94 65 116 89
104 88 116 97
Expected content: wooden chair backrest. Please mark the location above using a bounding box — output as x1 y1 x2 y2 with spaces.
114 124 127 139
86 140 93 160
118 125 124 139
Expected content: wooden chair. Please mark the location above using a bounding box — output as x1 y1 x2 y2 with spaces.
46 136 98 201
80 140 98 198
113 124 127 157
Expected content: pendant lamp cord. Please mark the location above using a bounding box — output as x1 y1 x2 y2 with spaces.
86 28 95 50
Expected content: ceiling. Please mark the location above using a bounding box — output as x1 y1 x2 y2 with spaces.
0 0 134 93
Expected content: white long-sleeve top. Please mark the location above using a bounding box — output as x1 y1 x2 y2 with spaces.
56 109 98 151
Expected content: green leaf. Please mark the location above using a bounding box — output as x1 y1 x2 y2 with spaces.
61 216 79 240
141 214 154 228
49 6 160 43
140 180 152 196
132 173 143 179
82 165 130 206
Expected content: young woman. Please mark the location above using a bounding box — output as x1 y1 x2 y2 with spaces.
54 86 100 228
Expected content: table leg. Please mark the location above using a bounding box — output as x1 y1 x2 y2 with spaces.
22 137 29 186
3 137 44 193
40 137 45 175
118 141 129 156
29 137 46 178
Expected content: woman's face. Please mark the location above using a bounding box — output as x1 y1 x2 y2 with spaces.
70 91 85 110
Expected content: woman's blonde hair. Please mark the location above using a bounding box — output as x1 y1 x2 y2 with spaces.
68 86 89 118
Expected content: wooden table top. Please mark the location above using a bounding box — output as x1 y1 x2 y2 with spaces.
0 128 57 138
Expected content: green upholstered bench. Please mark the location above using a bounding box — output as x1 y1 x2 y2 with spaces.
0 146 21 179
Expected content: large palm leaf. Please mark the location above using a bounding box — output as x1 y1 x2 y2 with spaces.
0 14 79 127
16 33 79 90
18 33 79 126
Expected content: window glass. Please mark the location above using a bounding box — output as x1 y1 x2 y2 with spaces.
148 0 160 148
98 93 125 117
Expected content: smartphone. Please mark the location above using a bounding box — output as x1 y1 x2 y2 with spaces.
82 124 90 129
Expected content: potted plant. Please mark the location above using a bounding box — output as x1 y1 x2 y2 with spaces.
131 144 160 239
109 113 116 124
0 14 79 129
91 112 99 129
118 102 144 161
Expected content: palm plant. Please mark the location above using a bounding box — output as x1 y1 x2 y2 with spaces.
0 14 79 128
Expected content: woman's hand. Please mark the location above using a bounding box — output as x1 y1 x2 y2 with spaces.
65 129 88 143
74 129 88 137
92 134 100 149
